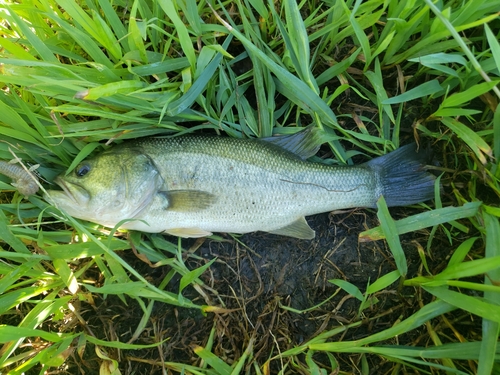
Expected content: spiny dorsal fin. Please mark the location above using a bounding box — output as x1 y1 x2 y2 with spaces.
268 217 315 239
161 190 216 212
260 125 322 160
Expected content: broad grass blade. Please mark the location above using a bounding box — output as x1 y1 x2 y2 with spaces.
366 270 401 294
441 81 500 108
376 196 407 277
440 117 492 164
329 279 364 301
0 325 75 344
360 202 481 241
283 1 319 93
157 0 196 71
167 36 232 116
494 104 500 160
179 258 216 293
424 286 500 323
192 345 232 375
0 210 31 254
478 213 500 375
310 300 455 350
383 80 444 104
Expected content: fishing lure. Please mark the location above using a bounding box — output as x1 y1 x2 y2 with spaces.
0 160 40 196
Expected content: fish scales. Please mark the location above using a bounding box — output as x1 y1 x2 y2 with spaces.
127 136 376 235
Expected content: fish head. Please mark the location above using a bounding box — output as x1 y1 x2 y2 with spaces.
46 149 163 228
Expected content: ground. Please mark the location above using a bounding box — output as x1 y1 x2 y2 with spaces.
58 206 465 375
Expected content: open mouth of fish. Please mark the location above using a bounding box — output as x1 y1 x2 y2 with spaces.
53 176 89 205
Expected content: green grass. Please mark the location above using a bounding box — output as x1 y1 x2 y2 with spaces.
0 0 499 374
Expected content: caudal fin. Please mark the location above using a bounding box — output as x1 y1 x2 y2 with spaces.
366 144 437 207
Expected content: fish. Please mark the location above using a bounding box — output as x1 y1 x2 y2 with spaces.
45 128 436 239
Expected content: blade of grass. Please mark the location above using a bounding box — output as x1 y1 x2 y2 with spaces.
440 80 500 108
408 255 500 284
128 0 148 63
366 270 401 295
382 2 429 64
424 286 500 323
485 23 500 77
495 104 500 160
3 6 58 63
383 80 444 104
52 259 79 294
376 196 407 277
0 210 31 254
447 236 479 267
157 0 196 71
193 345 232 375
0 326 76 343
478 212 500 375
364 58 395 138
179 258 216 294
97 0 129 51
283 0 319 93
166 36 232 116
0 291 72 363
76 80 147 101
342 0 372 70
238 1 274 136
309 299 455 351
360 202 481 241
329 279 364 301
316 49 360 86
44 13 115 68
62 214 200 308
440 117 492 165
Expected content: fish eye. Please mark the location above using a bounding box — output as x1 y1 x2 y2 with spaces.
76 164 91 177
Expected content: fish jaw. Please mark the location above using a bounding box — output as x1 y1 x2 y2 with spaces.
45 176 91 218
55 176 89 204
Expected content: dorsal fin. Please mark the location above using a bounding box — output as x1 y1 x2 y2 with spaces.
260 126 322 160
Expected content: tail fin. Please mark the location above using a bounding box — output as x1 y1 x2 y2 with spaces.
366 144 436 207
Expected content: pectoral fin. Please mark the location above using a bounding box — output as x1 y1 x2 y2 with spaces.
164 227 213 238
268 217 315 239
161 190 216 212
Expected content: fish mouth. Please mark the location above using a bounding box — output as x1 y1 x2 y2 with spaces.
55 177 77 203
47 176 90 207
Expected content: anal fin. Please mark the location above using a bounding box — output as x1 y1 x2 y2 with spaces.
268 217 315 239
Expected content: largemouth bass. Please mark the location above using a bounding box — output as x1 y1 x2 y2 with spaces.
46 129 436 239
